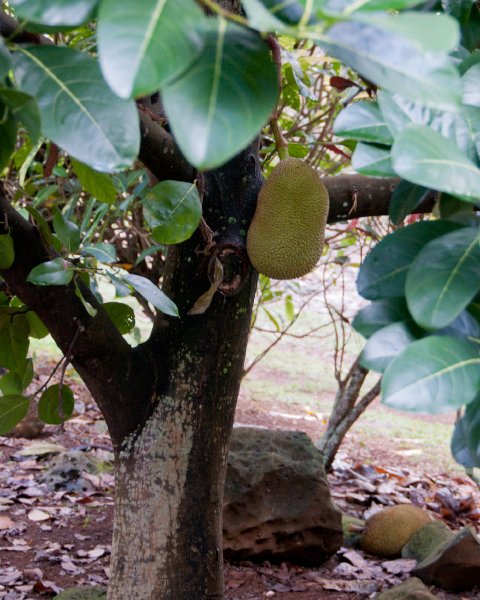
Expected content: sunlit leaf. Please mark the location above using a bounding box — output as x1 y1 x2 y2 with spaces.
361 321 419 373
351 143 395 177
333 101 393 145
71 159 116 204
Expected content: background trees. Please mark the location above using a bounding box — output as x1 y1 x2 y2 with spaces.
0 0 479 598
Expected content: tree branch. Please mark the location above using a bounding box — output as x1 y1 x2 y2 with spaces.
0 190 154 447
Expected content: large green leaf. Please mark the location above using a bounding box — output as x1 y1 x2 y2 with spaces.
12 46 140 172
27 258 74 286
38 384 74 424
0 315 29 371
361 321 419 373
0 395 30 435
438 309 480 340
82 243 117 264
451 393 480 468
52 208 81 252
320 21 461 111
71 159 116 204
392 125 480 202
323 0 436 13
389 180 430 225
357 220 462 300
10 0 99 26
333 101 393 145
351 144 396 177
122 273 179 317
143 181 202 245
0 39 11 79
103 302 135 334
382 336 480 413
162 18 278 170
352 298 410 338
98 0 205 99
0 87 41 143
406 227 480 329
462 63 480 107
0 234 15 269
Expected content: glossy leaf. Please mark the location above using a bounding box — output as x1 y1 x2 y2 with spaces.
438 309 480 340
352 298 410 338
0 87 41 143
10 0 99 26
382 336 480 413
27 258 74 286
406 227 480 329
451 394 480 468
144 181 202 245
357 220 462 300
0 234 15 269
351 144 395 177
103 302 135 334
392 125 480 202
53 208 80 252
13 46 140 172
462 64 480 106
333 101 393 145
241 0 293 31
389 180 430 225
0 395 30 435
0 39 11 79
361 321 419 373
98 0 205 98
163 18 278 169
82 243 117 264
122 273 178 317
71 159 116 204
38 384 74 424
321 21 461 111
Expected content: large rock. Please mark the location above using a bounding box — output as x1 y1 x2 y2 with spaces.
402 521 453 563
413 527 480 591
223 428 343 564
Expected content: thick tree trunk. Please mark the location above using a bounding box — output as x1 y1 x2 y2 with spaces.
107 141 262 600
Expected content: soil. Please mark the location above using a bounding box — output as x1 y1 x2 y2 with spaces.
0 362 479 600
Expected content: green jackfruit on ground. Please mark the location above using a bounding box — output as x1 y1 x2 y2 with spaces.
246 158 329 280
361 504 433 558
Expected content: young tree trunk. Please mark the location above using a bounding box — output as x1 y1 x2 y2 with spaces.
107 141 262 600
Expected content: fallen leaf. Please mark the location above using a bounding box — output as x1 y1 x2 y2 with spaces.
0 515 13 530
27 509 51 522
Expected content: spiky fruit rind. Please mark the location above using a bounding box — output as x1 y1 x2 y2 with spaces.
246 158 329 280
361 504 433 558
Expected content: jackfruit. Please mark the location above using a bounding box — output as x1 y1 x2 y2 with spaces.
246 158 329 280
361 504 433 558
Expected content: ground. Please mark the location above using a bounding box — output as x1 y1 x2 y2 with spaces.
0 359 479 600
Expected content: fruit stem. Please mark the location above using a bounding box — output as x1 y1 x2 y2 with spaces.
270 116 289 160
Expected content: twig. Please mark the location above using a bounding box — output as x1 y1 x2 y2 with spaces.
58 325 82 430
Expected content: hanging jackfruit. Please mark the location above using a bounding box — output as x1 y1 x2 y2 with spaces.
246 158 329 280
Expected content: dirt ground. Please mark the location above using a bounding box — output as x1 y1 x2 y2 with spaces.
0 363 479 600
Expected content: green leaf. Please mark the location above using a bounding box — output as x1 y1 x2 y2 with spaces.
38 384 74 424
438 309 480 340
81 243 117 264
340 0 432 11
0 395 30 435
0 315 29 370
442 0 475 24
382 336 480 413
351 143 395 177
406 227 480 329
71 159 116 204
0 39 11 79
392 125 480 202
163 18 278 170
10 0 99 26
284 294 295 321
0 371 23 395
103 302 135 334
389 180 430 225
0 87 41 143
462 64 480 107
74 280 97 317
12 46 140 172
357 220 462 300
52 207 80 252
0 104 17 172
122 273 179 317
451 394 480 468
361 321 419 373
333 101 393 145
98 0 205 98
241 0 294 31
26 311 48 339
143 181 202 245
0 234 15 269
27 258 74 286
321 21 461 111
352 298 410 338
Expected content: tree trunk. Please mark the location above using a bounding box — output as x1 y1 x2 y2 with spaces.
107 141 262 600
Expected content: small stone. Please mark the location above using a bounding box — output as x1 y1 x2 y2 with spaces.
413 527 480 591
402 521 453 563
375 577 436 599
55 586 107 600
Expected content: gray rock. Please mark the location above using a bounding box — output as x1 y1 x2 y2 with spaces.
40 450 99 492
55 586 107 600
223 428 343 564
402 521 453 563
413 527 480 591
375 577 437 599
